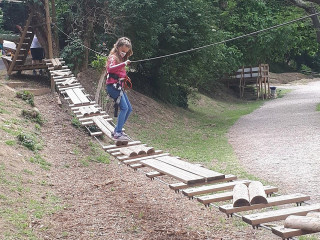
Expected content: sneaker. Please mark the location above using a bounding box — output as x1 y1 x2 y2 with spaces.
33 70 37 76
39 69 43 75
113 132 128 141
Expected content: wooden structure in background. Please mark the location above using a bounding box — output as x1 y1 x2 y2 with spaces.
227 64 270 99
2 10 46 75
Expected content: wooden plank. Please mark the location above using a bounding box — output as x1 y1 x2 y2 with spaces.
97 116 115 133
73 88 90 104
182 180 251 197
129 163 144 170
79 114 110 123
272 226 312 239
242 204 320 226
122 153 170 165
169 174 237 191
146 171 164 179
117 150 163 161
141 159 206 184
65 89 81 105
197 186 278 205
219 193 310 215
92 117 112 139
156 156 225 182
103 141 142 151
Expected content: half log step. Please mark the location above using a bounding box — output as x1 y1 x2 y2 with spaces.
242 203 320 227
220 193 310 215
197 185 278 207
141 158 206 184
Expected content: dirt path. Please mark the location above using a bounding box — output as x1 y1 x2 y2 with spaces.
228 80 320 203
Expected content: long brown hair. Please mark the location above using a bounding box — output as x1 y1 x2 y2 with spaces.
108 37 133 63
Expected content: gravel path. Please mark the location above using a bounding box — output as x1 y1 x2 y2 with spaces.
228 80 320 203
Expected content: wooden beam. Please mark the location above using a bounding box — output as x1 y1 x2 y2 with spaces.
44 0 54 91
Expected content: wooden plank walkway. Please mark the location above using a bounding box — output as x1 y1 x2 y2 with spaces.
45 57 320 239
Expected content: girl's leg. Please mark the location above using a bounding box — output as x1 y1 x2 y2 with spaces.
122 92 132 124
106 85 129 133
116 93 130 133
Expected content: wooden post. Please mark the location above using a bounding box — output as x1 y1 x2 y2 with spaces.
45 0 54 92
51 0 59 56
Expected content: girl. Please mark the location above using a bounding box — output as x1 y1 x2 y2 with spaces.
106 37 133 141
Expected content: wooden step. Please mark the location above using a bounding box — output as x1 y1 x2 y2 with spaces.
103 141 142 151
117 150 164 161
122 153 170 165
65 88 90 105
242 203 320 227
169 174 237 191
272 225 314 239
155 156 225 182
219 193 310 215
146 171 165 179
141 158 206 184
197 185 278 206
182 180 251 198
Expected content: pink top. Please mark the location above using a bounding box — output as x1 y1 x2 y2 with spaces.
106 55 127 85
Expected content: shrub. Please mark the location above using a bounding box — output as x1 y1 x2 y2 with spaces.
16 91 35 106
17 132 37 151
21 109 44 125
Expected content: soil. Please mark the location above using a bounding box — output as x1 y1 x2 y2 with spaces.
0 69 314 240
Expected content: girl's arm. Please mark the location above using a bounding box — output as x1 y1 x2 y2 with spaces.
107 55 126 73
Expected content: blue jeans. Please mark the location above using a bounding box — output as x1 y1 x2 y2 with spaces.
106 85 132 133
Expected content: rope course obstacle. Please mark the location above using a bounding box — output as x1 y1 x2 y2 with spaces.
43 57 320 240
3 3 320 237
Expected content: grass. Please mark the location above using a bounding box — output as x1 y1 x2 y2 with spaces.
29 154 51 170
131 93 264 180
316 103 320 112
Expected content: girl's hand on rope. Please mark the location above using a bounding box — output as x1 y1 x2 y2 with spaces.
125 60 131 66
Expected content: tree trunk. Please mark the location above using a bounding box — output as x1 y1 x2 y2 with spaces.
290 0 320 43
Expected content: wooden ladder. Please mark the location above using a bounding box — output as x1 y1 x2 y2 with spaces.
5 10 34 75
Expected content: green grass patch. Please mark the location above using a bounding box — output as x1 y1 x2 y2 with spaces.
316 103 320 112
5 140 16 146
29 154 51 170
131 93 264 180
276 88 291 98
86 141 110 164
0 108 10 114
71 116 82 128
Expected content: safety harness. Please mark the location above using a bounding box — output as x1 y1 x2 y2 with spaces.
107 73 132 117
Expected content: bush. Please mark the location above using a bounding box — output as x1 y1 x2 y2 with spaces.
91 54 107 72
21 109 44 125
17 132 37 151
16 91 34 106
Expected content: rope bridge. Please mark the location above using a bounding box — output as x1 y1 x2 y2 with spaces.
44 57 320 240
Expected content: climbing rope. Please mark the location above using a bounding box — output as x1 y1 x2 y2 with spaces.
53 12 320 63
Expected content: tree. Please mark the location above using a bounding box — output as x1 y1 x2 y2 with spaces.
289 0 320 43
